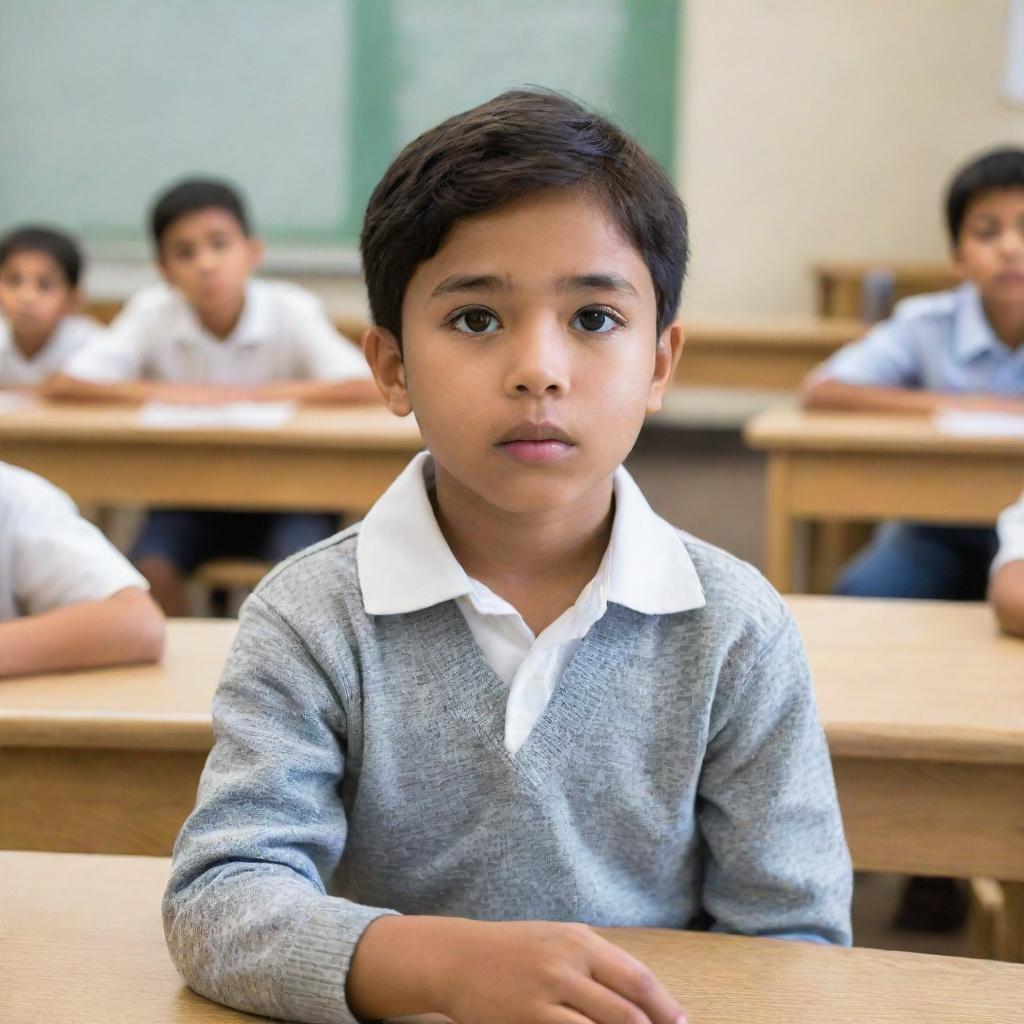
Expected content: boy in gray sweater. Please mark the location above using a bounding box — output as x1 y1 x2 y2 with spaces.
164 89 852 1024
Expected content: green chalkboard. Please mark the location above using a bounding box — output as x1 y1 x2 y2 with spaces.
0 0 680 251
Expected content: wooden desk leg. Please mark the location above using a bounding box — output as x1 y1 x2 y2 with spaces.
809 523 873 594
1004 882 1024 963
764 456 796 592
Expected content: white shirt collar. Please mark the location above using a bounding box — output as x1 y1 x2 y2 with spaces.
358 451 705 617
173 280 273 349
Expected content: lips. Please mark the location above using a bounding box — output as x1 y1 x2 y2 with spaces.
495 421 576 464
496 421 574 444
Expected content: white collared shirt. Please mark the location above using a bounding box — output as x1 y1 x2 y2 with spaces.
62 280 371 385
358 452 706 754
0 314 101 386
992 487 1024 575
0 461 148 622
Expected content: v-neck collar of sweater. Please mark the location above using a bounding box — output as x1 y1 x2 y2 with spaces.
412 597 638 786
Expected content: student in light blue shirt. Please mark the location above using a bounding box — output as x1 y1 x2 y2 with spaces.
804 147 1024 603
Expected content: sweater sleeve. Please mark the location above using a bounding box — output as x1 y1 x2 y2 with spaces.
163 591 397 1024
697 614 853 945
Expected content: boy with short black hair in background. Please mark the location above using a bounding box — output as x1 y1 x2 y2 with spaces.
49 179 380 614
0 225 100 387
803 148 1024 602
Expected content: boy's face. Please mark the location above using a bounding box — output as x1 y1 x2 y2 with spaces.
0 250 76 351
954 187 1024 305
368 189 682 518
158 207 262 322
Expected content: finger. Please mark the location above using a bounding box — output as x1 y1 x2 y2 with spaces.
549 1005 609 1024
590 948 685 1024
561 975 654 1024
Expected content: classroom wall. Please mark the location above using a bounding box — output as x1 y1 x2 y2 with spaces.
85 0 1024 324
678 0 1024 317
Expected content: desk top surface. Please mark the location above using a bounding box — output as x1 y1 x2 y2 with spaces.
3 850 1020 1024
0 398 423 450
745 407 1024 456
2 600 1021 764
682 316 864 347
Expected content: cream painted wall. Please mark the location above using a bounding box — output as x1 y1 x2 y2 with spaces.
678 0 1024 316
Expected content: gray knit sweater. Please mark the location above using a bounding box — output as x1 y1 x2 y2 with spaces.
164 524 852 1024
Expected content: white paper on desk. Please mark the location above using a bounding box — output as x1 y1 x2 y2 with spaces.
0 391 33 414
138 402 297 429
933 410 1024 438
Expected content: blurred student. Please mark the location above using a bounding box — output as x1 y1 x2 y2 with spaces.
47 179 380 614
0 460 164 677
0 226 100 388
990 488 1024 636
803 148 1024 601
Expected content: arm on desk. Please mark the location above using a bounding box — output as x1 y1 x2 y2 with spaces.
0 587 164 677
165 594 684 1024
802 376 1024 415
40 375 287 404
990 561 1024 638
229 377 383 405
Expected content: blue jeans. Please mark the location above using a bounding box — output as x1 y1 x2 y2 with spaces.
835 523 999 600
130 509 340 575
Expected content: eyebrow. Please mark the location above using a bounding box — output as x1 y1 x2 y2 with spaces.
430 272 639 298
430 274 512 297
555 273 639 297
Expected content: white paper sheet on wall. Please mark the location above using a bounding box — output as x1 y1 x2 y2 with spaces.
1006 0 1024 105
933 409 1024 438
138 402 297 429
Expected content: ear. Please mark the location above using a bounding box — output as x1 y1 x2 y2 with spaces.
646 320 685 414
363 325 412 416
950 241 968 280
67 286 84 314
247 236 266 270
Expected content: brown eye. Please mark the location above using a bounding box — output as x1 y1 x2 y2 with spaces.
452 308 499 334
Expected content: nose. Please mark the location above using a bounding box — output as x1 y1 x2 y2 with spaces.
196 247 220 272
998 228 1024 258
502 320 570 398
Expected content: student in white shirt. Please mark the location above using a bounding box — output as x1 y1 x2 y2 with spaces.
0 461 164 677
46 179 380 614
990 488 1024 636
0 226 101 388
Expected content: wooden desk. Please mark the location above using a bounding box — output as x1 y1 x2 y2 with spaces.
814 261 962 319
0 620 235 856
0 401 422 512
791 596 1024 960
4 602 1022 894
4 850 1020 1023
678 317 863 391
744 407 1024 593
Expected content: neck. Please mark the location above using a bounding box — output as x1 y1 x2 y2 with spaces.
197 294 246 340
981 295 1024 349
11 328 51 360
432 465 615 635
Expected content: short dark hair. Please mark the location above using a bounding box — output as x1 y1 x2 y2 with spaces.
0 225 83 288
361 88 687 344
150 177 250 249
945 147 1024 244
